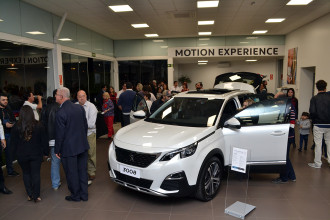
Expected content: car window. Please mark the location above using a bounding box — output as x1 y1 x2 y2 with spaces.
220 99 239 126
234 98 290 126
146 97 224 127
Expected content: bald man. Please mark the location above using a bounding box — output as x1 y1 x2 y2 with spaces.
76 90 98 185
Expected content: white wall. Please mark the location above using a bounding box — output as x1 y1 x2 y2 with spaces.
177 59 278 94
284 12 330 113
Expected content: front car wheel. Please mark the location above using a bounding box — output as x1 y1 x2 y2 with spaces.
195 157 223 201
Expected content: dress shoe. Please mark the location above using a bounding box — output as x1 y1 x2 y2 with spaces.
65 196 80 202
7 171 19 177
0 186 13 194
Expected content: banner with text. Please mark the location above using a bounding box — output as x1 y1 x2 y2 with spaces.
0 56 48 65
169 45 284 58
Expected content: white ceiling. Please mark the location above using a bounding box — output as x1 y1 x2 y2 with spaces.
22 0 330 40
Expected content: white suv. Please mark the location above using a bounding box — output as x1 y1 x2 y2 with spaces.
108 88 291 201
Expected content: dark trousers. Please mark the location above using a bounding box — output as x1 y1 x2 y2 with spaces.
4 134 14 174
280 138 296 181
0 146 5 189
122 114 130 127
299 134 309 150
62 150 88 201
18 157 42 199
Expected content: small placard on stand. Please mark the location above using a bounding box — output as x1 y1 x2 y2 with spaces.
224 146 256 219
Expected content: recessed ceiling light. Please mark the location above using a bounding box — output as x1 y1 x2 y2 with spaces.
7 67 19 70
160 46 168 48
199 38 210 41
197 1 219 8
198 20 214 25
153 40 164 43
59 38 73 41
266 18 286 23
240 42 249 44
26 31 45 35
246 37 258 39
145 34 159 37
199 43 209 46
0 19 4 22
109 5 133 12
198 60 208 63
198 63 207 65
44 66 50 69
252 30 268 34
287 0 313 5
198 32 212 35
131 23 149 28
246 59 258 62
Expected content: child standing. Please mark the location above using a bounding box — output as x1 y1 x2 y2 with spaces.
297 112 311 152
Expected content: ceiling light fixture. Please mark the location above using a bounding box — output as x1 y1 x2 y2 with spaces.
266 18 286 23
198 32 212 35
199 38 210 41
59 38 73 41
26 31 45 35
246 36 258 39
153 40 164 43
245 59 258 62
198 60 208 63
131 23 149 28
145 34 159 37
287 0 313 5
198 63 207 65
252 30 268 34
198 20 214 25
0 19 4 22
197 1 219 8
160 46 168 48
109 5 133 12
199 43 208 46
240 42 249 44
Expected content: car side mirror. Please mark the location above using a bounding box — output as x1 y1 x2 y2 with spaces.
224 117 241 129
133 110 146 119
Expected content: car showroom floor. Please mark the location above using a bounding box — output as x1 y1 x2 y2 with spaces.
0 129 330 220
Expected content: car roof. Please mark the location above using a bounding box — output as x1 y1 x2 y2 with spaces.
173 89 252 99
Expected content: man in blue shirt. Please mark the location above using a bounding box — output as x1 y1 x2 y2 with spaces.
118 82 136 127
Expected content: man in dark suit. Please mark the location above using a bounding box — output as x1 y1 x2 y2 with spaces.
55 87 89 202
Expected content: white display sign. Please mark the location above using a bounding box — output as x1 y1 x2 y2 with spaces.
231 147 248 173
169 45 284 57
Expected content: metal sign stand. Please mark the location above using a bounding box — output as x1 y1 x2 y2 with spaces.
224 146 256 219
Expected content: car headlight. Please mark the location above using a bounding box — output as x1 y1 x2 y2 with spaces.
160 142 198 161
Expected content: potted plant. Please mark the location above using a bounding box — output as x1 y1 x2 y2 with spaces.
178 75 191 85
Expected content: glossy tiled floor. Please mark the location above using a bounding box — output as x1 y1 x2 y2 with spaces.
0 132 330 220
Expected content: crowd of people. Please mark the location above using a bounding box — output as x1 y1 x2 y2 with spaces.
1 78 329 201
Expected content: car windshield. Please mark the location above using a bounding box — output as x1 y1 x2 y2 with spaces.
146 97 224 127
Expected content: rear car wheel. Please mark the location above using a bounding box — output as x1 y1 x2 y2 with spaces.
195 157 223 201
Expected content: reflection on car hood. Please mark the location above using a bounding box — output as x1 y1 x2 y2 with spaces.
114 120 214 153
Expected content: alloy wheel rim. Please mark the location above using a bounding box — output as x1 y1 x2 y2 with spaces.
204 161 221 196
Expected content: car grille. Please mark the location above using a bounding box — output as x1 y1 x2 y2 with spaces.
114 170 153 189
115 146 160 168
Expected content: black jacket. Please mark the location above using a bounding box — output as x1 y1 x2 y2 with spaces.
309 92 330 124
10 123 49 162
0 107 16 134
41 101 60 140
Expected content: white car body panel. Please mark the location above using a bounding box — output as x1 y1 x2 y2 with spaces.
214 82 256 94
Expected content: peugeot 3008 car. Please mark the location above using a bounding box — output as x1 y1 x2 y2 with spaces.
108 88 291 201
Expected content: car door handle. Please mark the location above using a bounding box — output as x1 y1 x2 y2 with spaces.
270 131 286 136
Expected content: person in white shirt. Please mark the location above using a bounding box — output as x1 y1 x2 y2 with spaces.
23 92 42 121
76 90 98 185
116 83 127 101
171 81 182 92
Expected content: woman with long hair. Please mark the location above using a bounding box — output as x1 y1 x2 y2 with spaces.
287 88 298 118
102 92 115 140
10 105 48 202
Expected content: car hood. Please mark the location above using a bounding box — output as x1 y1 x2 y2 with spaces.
214 82 256 93
114 120 214 153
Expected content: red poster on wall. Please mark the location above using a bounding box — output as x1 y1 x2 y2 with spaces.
59 75 63 86
270 74 273 80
